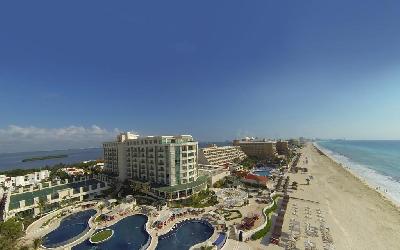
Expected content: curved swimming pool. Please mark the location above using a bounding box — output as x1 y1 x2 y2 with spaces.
42 209 96 248
156 220 214 250
72 214 150 250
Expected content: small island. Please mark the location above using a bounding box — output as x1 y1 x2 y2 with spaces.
22 154 68 162
89 229 114 244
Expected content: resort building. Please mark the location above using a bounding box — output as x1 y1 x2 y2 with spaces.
197 164 230 185
198 145 247 166
3 175 109 219
233 138 277 160
241 173 271 188
276 140 290 156
0 170 50 189
61 167 85 176
103 132 209 200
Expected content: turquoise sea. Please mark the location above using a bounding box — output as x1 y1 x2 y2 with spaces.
315 140 400 205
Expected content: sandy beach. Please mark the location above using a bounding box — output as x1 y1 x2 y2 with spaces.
262 143 400 250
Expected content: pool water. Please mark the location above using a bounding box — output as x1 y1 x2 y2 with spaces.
252 170 271 176
156 220 214 250
73 214 149 250
42 209 96 248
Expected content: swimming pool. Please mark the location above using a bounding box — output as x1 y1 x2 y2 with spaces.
251 167 272 176
72 214 150 250
156 219 214 250
42 209 96 248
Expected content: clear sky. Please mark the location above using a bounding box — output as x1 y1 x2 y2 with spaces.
1 1 400 152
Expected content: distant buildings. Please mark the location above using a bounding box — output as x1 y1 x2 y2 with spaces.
233 138 277 159
103 132 208 200
276 140 290 155
198 144 247 166
233 138 291 159
0 170 50 189
61 167 85 176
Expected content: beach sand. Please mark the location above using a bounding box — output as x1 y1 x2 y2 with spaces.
258 143 400 250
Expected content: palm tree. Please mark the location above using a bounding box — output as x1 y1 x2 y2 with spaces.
38 197 48 216
33 238 42 249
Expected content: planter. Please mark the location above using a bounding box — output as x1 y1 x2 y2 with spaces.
89 229 114 244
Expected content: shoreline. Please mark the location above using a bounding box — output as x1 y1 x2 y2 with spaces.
313 142 400 209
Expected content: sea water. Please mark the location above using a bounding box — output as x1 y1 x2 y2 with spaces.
0 148 103 171
316 140 400 205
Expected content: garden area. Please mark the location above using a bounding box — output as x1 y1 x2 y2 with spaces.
0 217 24 250
240 157 258 169
215 209 242 221
169 189 218 208
251 195 279 240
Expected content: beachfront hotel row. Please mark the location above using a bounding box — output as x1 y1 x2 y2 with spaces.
1 132 289 220
103 132 290 200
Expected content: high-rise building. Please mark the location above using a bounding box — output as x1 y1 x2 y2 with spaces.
276 140 290 155
198 145 247 165
233 138 277 159
103 132 208 199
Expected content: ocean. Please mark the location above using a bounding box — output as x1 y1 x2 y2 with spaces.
0 148 103 172
315 140 400 205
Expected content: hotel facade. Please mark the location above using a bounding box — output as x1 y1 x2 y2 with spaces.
233 138 277 159
103 133 208 200
198 145 247 166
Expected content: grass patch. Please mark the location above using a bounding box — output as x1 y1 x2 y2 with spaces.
251 196 279 240
90 229 113 243
216 209 242 221
169 190 218 208
224 210 242 221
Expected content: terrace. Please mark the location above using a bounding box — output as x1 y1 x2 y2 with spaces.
9 179 105 210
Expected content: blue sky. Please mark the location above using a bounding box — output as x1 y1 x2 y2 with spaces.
1 1 400 152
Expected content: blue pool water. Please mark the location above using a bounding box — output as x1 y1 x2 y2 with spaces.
73 214 150 250
42 209 96 248
156 220 214 250
251 167 272 177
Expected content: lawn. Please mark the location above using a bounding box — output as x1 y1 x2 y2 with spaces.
215 209 242 221
90 229 113 243
170 190 218 208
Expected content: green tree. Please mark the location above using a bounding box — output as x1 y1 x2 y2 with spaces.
33 238 42 249
38 197 48 216
0 218 24 250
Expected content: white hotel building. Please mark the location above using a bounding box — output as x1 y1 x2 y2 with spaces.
103 133 208 199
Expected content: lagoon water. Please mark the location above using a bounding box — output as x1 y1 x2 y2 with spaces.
316 140 400 204
0 148 103 171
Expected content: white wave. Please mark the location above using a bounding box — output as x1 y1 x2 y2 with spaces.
314 142 400 205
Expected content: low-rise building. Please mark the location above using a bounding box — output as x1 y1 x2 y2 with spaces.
61 167 85 176
197 164 230 185
4 175 109 219
0 170 51 189
241 173 271 188
198 145 247 166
